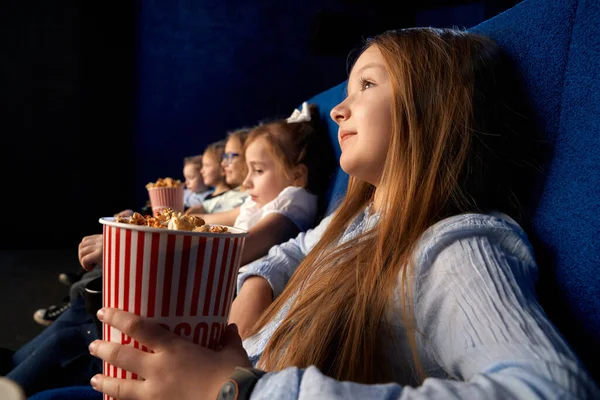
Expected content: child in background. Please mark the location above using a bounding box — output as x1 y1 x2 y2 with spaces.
222 128 251 188
182 154 213 209
53 154 212 303
185 128 251 222
5 104 336 396
113 154 212 220
43 140 243 326
197 140 248 214
191 103 336 266
234 102 334 265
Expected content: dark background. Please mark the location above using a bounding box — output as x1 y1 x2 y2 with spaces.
0 0 521 351
0 0 520 250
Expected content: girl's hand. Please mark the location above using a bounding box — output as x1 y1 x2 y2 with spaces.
89 308 252 400
78 234 103 271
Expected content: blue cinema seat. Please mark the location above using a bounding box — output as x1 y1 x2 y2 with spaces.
306 0 600 383
471 0 600 383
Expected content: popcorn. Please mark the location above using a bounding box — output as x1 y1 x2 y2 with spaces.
167 213 194 231
115 208 228 233
192 224 229 233
145 177 183 189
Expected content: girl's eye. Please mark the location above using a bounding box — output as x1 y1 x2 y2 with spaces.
254 169 263 174
359 78 374 91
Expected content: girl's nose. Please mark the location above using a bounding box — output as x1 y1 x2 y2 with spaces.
242 173 252 190
330 98 350 124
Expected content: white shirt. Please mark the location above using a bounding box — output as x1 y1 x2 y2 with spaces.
201 187 248 214
234 186 318 232
183 188 213 208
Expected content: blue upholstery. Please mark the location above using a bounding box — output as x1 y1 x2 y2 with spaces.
471 0 600 381
306 0 600 381
305 82 348 216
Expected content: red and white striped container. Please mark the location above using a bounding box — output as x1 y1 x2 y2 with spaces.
99 217 248 398
147 185 185 215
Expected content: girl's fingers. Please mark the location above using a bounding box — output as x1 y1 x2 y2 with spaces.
91 374 143 400
79 237 103 269
89 340 150 377
219 323 243 348
81 252 100 270
82 234 102 244
99 308 174 353
218 324 253 368
79 241 100 259
79 245 94 259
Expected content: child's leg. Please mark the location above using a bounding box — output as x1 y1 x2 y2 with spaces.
14 296 94 364
8 297 100 396
69 266 102 302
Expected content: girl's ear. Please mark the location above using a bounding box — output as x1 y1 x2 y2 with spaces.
291 164 308 188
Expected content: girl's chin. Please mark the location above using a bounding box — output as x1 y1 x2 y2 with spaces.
339 156 354 176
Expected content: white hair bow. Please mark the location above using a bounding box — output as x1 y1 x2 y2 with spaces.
286 102 311 123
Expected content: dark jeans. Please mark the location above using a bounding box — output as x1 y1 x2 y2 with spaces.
7 296 102 397
70 266 103 301
29 385 100 400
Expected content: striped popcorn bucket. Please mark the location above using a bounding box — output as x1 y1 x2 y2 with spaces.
147 185 185 215
98 217 248 399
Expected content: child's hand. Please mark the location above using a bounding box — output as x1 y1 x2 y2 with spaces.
228 276 273 339
115 209 134 218
78 234 103 271
89 308 252 400
184 205 204 216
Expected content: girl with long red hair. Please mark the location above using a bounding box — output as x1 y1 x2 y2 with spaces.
87 28 599 400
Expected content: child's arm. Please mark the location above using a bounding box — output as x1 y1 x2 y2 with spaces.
229 214 334 338
236 213 333 300
200 206 241 226
185 204 206 216
240 213 300 266
228 276 273 339
227 213 300 337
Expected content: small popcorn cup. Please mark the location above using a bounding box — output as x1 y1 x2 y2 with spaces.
98 217 248 397
147 185 185 215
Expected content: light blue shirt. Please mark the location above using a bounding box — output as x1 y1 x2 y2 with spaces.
238 208 600 399
202 187 248 214
183 188 213 208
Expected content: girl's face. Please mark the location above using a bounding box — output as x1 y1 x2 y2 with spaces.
242 137 293 208
183 163 206 193
200 154 224 187
330 44 394 186
222 136 246 187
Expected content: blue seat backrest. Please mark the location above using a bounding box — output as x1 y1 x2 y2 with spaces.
304 0 600 381
471 0 600 381
305 82 348 216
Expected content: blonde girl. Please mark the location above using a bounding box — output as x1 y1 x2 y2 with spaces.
192 140 247 215
182 154 212 208
195 104 336 266
186 128 251 223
